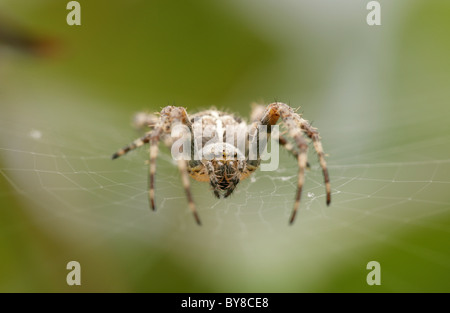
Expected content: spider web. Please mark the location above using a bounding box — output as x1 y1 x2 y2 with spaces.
1 78 449 292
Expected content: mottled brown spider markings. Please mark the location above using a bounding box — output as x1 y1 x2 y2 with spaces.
112 102 331 225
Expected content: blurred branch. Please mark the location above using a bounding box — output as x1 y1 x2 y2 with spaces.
0 14 59 57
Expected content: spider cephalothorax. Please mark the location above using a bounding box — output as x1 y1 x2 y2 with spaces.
112 102 331 225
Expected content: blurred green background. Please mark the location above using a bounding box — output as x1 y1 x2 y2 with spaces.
0 0 449 292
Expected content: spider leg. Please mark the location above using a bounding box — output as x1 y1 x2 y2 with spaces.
247 103 274 167
112 133 152 159
112 113 161 160
297 119 331 205
148 130 161 211
246 103 281 168
290 137 308 224
267 104 310 224
177 159 201 225
248 102 330 224
153 106 200 224
113 105 201 225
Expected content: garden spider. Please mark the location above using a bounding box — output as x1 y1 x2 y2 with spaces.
112 102 331 225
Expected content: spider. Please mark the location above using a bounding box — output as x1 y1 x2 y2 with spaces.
112 102 330 225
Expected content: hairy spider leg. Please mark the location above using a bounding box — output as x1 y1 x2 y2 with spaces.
149 106 201 225
148 130 161 211
113 106 201 225
298 119 331 206
112 133 152 160
250 104 310 166
248 102 330 224
177 159 201 225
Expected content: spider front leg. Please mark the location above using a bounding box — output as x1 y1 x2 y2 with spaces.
111 111 159 159
112 133 152 160
149 106 201 225
112 106 202 225
177 158 201 225
297 119 331 205
248 102 331 224
249 104 310 168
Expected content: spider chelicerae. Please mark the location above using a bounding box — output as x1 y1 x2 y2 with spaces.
112 102 331 225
